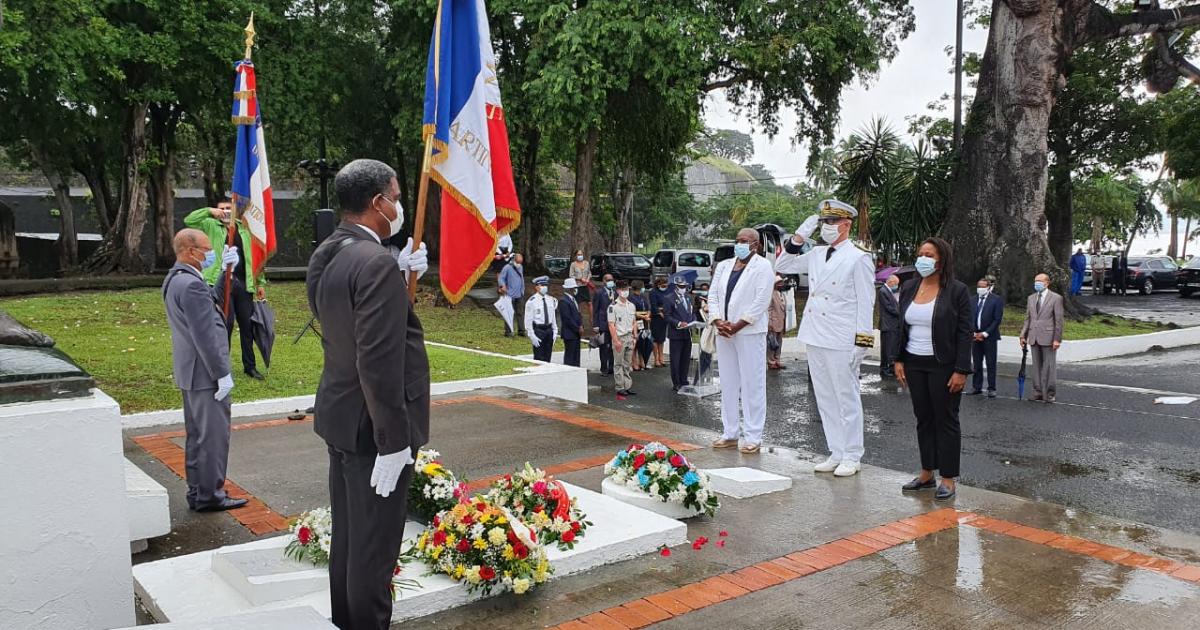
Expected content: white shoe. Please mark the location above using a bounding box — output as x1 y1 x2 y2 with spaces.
813 457 840 473
833 461 861 477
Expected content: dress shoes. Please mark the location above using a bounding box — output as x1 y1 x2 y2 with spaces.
1045 396 1056 404
987 390 997 399
966 390 982 396
902 477 936 491
244 368 265 381
813 457 841 473
194 497 249 512
833 461 861 477
625 389 637 396
935 484 956 501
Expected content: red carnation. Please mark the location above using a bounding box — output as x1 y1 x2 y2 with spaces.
507 530 520 545
479 566 496 581
633 453 647 469
514 544 529 559
461 514 474 526
692 536 709 550
297 526 312 545
432 530 448 547
669 454 684 467
570 522 581 532
562 530 576 543
655 450 667 460
660 547 671 557
456 539 470 553
432 515 441 527
476 502 487 512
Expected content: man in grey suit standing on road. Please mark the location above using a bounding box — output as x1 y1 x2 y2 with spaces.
1020 273 1065 403
162 228 247 512
307 159 430 630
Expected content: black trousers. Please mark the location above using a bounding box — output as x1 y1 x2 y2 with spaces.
327 445 414 630
904 355 962 478
224 276 257 372
971 339 998 392
563 338 581 367
532 324 554 362
879 330 898 375
668 336 692 389
599 336 613 374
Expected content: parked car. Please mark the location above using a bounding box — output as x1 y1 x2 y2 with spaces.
1110 255 1179 295
544 256 570 279
589 253 653 284
651 248 713 286
1177 256 1200 298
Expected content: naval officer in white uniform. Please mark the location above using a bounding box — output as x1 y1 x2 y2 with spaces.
775 200 876 477
708 227 777 453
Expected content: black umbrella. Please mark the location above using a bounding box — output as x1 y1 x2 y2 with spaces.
251 300 276 369
1017 345 1028 400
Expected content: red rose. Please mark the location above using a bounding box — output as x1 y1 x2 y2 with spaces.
514 544 529 559
461 514 474 526
660 547 671 557
692 536 709 550
456 539 470 553
669 454 684 467
655 450 667 460
432 515 441 527
432 530 447 547
479 566 496 581
719 530 729 537
570 522 581 532
507 530 520 545
633 454 647 469
297 526 312 545
562 531 576 543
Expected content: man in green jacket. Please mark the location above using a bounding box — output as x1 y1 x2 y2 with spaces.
184 197 266 380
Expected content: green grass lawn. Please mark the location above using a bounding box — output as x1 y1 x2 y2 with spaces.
0 281 531 413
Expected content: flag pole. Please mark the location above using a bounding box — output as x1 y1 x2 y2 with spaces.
225 13 256 319
408 134 433 300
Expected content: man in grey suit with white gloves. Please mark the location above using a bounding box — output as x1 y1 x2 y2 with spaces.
1020 273 1065 403
163 228 248 512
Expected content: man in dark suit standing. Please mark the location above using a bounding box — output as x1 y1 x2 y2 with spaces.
559 278 584 367
163 228 247 513
306 159 430 630
968 277 1004 397
592 273 615 375
662 273 696 391
877 274 901 377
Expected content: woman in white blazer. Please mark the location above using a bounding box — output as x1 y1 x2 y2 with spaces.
708 228 777 453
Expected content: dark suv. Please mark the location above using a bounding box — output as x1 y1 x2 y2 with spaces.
589 253 653 284
1177 257 1200 298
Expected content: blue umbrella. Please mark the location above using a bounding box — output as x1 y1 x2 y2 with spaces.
1017 346 1028 399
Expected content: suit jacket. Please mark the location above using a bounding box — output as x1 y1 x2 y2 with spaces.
592 287 613 330
558 294 583 341
878 285 901 332
306 222 430 456
708 253 775 335
894 278 974 374
776 240 876 350
662 292 696 340
1020 290 1064 347
162 263 231 391
972 292 1004 341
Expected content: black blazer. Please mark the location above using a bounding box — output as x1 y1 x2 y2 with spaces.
306 222 430 456
877 285 902 332
662 293 696 340
972 292 1004 340
558 294 583 341
893 277 974 374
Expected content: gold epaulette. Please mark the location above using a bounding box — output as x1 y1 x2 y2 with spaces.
854 333 875 348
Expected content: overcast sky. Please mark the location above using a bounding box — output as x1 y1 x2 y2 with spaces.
702 2 1183 256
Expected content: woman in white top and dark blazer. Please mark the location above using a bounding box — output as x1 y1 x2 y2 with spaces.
891 237 974 500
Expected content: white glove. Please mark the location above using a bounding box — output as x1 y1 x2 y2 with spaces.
391 238 429 279
530 333 541 348
795 215 819 242
221 245 239 269
370 447 413 498
215 373 234 401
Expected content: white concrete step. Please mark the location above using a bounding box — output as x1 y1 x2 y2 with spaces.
125 458 170 552
114 605 334 629
705 466 793 499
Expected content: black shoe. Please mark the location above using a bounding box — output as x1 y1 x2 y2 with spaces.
935 484 957 501
244 368 265 381
966 390 982 396
194 497 249 512
987 390 997 399
625 389 637 395
504 332 513 337
902 477 936 492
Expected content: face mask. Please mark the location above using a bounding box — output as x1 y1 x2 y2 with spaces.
676 287 686 296
618 290 629 299
734 243 751 260
377 196 403 237
1034 281 1046 293
889 285 900 293
538 286 548 295
606 280 615 289
201 249 217 270
576 256 584 262
977 287 989 297
696 290 708 296
820 223 842 244
915 256 937 278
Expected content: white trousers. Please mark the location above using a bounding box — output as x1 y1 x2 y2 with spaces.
806 345 865 463
715 332 767 444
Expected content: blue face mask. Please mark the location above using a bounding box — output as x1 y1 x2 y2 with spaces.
889 285 900 293
201 249 217 270
734 243 751 260
605 280 615 289
1034 281 1046 293
914 256 937 278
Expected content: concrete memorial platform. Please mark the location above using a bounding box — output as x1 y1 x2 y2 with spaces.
133 482 687 624
115 606 335 629
704 466 792 499
125 458 170 553
601 478 704 519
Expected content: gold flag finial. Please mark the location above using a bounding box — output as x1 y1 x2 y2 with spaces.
243 13 256 60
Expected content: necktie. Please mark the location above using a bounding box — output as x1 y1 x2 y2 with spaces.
978 298 984 329
826 245 835 262
542 297 549 324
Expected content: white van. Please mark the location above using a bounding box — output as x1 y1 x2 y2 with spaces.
651 249 713 286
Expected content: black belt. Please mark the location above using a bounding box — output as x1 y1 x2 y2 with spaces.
533 323 553 331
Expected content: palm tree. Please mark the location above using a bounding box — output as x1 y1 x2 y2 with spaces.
1159 178 1200 259
807 145 843 195
836 118 900 246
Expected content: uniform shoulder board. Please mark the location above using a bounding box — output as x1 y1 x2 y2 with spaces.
853 242 875 255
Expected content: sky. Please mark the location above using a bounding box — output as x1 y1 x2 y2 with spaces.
701 2 1185 256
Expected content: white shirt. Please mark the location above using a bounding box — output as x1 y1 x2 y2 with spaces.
905 299 936 356
353 223 381 244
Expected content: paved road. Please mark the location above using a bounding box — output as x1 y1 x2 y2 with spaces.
1078 291 1200 327
589 345 1200 535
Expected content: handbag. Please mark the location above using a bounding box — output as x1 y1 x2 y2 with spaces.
699 323 717 355
766 333 782 352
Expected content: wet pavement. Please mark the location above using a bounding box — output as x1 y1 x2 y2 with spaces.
1078 291 1200 327
124 387 1200 628
589 345 1200 537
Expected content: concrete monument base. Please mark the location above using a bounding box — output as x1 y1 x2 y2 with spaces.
704 466 793 498
601 477 705 519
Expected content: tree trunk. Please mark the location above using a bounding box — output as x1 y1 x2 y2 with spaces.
614 164 636 252
1168 212 1179 259
1090 216 1103 253
570 127 600 256
150 105 180 269
28 141 78 271
112 101 152 273
1046 140 1073 265
516 131 546 273
1183 217 1192 258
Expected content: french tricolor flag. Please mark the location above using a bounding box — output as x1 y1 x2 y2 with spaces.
423 0 521 304
231 59 276 277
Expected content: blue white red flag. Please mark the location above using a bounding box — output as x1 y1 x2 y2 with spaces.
424 0 521 303
231 59 276 277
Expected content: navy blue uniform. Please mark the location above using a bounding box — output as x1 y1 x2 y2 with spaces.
558 293 583 367
592 288 614 374
662 290 696 390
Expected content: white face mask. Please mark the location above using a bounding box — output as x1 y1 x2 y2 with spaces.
820 223 842 244
977 287 990 297
377 195 404 238
538 286 548 295
618 290 629 299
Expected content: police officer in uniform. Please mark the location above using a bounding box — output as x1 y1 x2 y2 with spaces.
525 276 558 362
775 199 876 477
558 278 584 367
662 273 696 391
